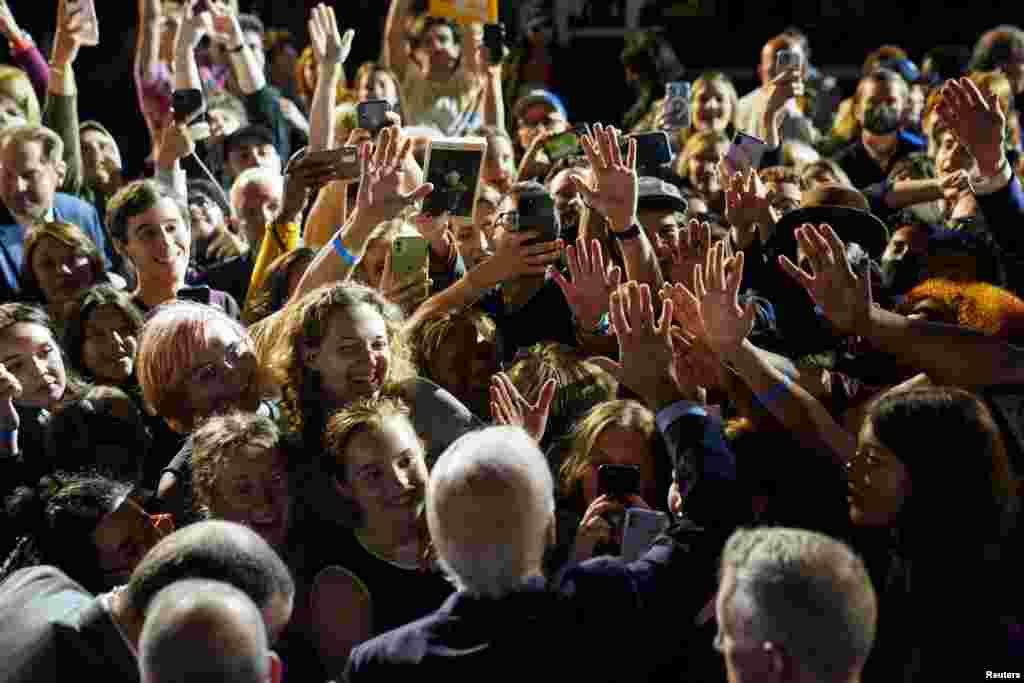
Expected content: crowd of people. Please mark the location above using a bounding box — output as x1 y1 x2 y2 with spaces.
0 0 1023 680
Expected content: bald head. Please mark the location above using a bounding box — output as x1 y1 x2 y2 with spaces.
428 426 555 598
140 580 276 683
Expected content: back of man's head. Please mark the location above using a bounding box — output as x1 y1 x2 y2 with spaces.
126 521 295 642
427 426 554 598
140 579 278 683
717 527 877 682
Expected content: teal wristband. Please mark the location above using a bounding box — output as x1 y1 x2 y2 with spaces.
333 235 358 266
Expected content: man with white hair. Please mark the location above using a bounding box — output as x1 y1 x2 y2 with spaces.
346 282 740 682
714 527 878 683
140 579 281 683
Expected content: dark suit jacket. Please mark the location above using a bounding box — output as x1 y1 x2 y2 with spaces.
0 566 137 683
0 193 110 301
346 401 737 683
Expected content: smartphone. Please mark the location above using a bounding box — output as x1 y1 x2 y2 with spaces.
774 48 802 77
512 188 559 245
542 130 580 162
422 137 487 219
172 88 206 125
483 23 505 65
621 508 670 562
194 0 210 12
64 0 99 46
357 100 392 134
597 464 641 501
725 131 769 173
663 81 691 130
303 146 361 182
390 235 430 277
624 131 672 173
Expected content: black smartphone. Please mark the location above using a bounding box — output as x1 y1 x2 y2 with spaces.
357 99 392 134
172 88 205 125
626 131 672 173
597 464 641 501
193 0 210 13
773 48 802 78
303 146 361 182
514 188 559 245
483 23 505 65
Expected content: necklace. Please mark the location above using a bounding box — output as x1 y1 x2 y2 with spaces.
353 529 421 571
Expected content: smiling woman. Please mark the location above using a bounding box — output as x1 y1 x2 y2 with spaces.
20 221 109 328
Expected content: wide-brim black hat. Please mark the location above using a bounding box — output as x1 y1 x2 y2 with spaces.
771 184 890 259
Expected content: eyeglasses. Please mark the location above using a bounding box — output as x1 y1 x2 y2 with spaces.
188 339 254 385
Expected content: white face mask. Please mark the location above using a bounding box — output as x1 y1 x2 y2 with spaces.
0 110 27 130
908 200 945 225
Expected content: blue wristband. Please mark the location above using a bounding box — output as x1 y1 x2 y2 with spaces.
333 234 358 266
755 375 792 408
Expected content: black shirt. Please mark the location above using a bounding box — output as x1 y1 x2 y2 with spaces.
831 129 926 189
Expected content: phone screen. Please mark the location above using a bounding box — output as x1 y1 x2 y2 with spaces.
515 190 559 244
390 236 430 277
542 131 579 162
304 146 361 181
626 132 672 172
774 49 802 77
726 132 768 173
423 143 485 219
663 81 691 130
597 464 641 500
357 100 391 133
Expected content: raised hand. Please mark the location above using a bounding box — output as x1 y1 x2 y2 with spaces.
489 372 556 444
488 226 562 282
571 123 638 233
51 0 96 69
552 236 622 330
695 241 754 362
665 219 711 287
936 77 1007 177
308 3 354 67
778 223 872 336
0 1 26 44
723 167 772 248
356 126 433 221
590 281 686 409
0 362 22 431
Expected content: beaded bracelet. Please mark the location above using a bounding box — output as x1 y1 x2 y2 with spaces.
755 374 792 408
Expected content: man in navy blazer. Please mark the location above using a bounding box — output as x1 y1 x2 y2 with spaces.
345 283 741 683
0 521 295 683
0 125 111 301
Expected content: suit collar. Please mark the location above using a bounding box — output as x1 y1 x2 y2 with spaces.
67 597 140 682
439 575 551 620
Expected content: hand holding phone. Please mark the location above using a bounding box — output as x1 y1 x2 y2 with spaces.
773 48 802 78
663 81 691 130
621 508 669 561
358 99 392 134
724 132 769 175
62 0 99 46
625 131 672 173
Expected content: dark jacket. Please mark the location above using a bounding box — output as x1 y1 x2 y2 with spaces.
0 566 137 683
0 193 110 301
345 401 737 683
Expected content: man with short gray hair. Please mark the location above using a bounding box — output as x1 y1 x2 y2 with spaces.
0 124 110 299
714 527 878 683
139 579 280 683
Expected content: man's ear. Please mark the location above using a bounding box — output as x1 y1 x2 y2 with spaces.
267 651 283 683
54 159 68 186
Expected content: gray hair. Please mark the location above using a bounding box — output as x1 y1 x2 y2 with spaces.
229 167 283 213
428 426 555 599
139 579 270 683
719 527 877 681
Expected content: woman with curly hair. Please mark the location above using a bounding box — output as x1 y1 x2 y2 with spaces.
256 282 478 468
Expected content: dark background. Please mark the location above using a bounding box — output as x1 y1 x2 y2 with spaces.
6 0 1017 176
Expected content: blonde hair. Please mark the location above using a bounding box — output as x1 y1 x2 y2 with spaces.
1 124 63 163
674 129 729 178
675 71 739 148
405 308 496 378
558 399 657 499
0 66 41 125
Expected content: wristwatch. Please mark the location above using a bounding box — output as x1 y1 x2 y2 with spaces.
610 222 642 241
